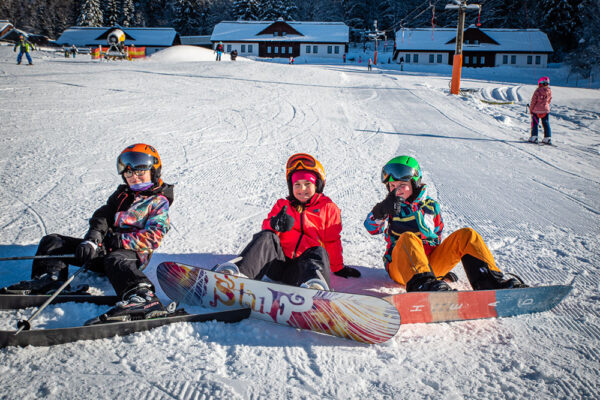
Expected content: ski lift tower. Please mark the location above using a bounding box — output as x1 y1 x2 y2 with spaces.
367 20 386 65
445 0 481 94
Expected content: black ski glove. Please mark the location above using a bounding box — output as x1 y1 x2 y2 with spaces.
104 233 122 252
371 189 404 220
75 240 98 264
334 266 361 278
270 205 295 232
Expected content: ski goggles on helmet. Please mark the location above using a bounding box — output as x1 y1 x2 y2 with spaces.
286 153 316 174
381 163 419 183
117 151 156 175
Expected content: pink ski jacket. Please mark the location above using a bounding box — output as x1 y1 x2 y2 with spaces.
530 86 552 115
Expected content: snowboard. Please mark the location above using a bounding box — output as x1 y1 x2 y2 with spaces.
156 261 401 344
0 308 250 348
0 293 119 310
385 283 572 324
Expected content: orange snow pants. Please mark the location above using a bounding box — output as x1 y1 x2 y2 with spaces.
387 228 501 285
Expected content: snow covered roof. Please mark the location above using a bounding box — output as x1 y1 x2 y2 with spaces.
56 26 180 47
0 20 13 35
211 21 349 43
395 26 553 53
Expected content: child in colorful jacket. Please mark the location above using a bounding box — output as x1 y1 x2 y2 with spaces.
2 144 173 323
528 76 552 144
364 156 527 292
14 34 34 65
217 153 360 290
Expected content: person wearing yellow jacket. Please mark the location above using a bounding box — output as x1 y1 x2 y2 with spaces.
14 34 34 65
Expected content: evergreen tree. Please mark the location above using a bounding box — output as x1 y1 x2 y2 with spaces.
77 0 103 27
173 0 202 35
540 0 583 56
104 0 119 26
121 0 135 27
232 0 259 20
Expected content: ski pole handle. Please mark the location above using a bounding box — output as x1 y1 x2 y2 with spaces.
14 266 86 335
0 254 75 262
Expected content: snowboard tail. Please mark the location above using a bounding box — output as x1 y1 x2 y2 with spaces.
385 284 572 324
0 308 250 348
157 261 401 344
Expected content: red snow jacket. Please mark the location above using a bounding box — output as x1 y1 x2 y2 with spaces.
262 193 344 272
530 86 552 115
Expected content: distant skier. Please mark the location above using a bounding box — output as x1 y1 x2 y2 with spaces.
364 156 528 292
230 49 238 61
368 58 372 71
70 45 78 58
214 153 360 290
1 144 174 324
215 41 224 61
14 34 34 65
289 56 294 64
528 76 552 144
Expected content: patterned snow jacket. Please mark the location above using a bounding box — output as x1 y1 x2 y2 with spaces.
262 193 344 273
364 184 443 271
530 86 552 115
85 183 173 267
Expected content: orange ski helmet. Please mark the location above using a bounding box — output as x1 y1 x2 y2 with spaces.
285 153 325 193
117 143 162 184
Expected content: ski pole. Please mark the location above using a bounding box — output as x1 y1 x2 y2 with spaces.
0 254 75 262
14 266 87 334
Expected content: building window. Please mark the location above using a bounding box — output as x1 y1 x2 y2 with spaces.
328 45 332 54
226 44 231 52
413 54 418 63
535 55 541 64
527 55 532 64
267 46 271 53
289 47 292 54
511 55 516 64
406 54 411 63
274 46 278 54
480 56 484 64
241 44 246 53
282 32 286 36
313 45 318 53
306 45 310 53
465 56 470 64
334 46 339 54
273 32 277 36
503 55 508 64
248 45 253 53
429 54 434 63
474 40 479 45
437 54 442 63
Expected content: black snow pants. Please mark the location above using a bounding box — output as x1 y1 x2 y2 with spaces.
237 230 330 286
31 233 153 297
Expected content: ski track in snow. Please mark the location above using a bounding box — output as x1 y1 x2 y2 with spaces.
0 46 599 399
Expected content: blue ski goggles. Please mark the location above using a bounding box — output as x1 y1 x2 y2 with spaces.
381 163 419 183
117 151 156 175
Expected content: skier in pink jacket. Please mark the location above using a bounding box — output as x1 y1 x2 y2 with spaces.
528 76 552 144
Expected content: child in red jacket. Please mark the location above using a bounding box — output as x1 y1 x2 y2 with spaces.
528 76 552 144
217 153 360 290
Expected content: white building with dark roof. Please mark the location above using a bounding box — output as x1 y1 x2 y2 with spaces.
56 25 181 56
394 26 553 68
211 20 349 58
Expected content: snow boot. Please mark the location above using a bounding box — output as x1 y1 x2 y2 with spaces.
528 136 538 143
541 137 552 145
0 272 65 295
462 254 528 290
406 272 452 292
85 283 167 325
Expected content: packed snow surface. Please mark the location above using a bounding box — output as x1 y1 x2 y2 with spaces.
0 45 599 399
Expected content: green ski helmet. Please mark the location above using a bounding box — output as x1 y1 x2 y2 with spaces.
381 156 422 187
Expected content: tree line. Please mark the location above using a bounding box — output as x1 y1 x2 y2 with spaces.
1 0 597 75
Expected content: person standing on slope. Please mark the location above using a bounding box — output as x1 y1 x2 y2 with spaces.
1 144 174 324
215 42 224 61
364 156 528 292
215 153 361 290
528 76 552 145
14 34 34 65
